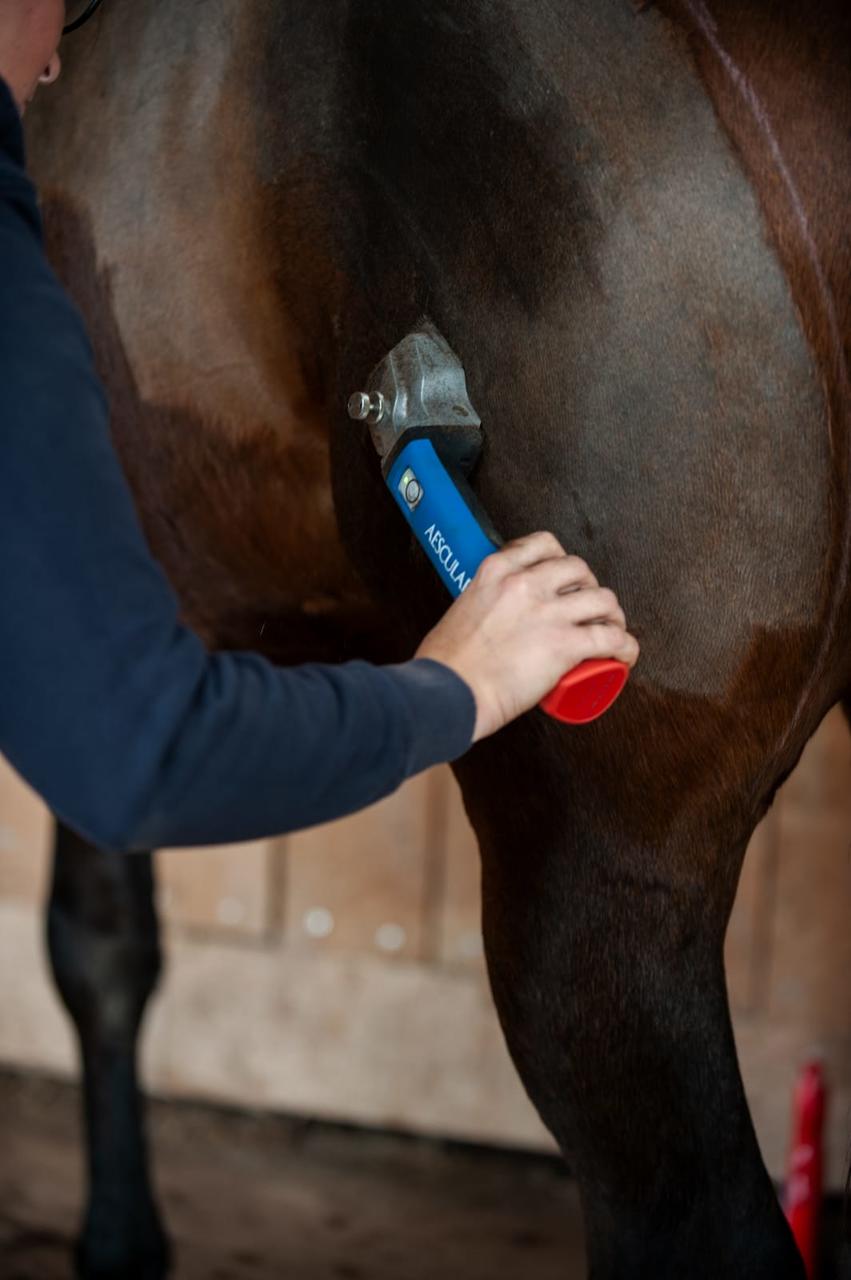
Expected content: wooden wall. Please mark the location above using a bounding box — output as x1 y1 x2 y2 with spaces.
1 708 849 1186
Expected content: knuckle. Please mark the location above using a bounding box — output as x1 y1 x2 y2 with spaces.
587 623 617 653
476 553 502 586
503 570 531 602
525 530 561 556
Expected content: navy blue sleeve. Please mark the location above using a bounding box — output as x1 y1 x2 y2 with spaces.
0 82 475 852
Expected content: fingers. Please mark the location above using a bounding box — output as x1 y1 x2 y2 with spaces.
550 585 626 630
477 533 598 588
502 529 564 557
472 531 640 674
496 559 624 628
484 531 568 573
569 622 641 669
519 556 607 603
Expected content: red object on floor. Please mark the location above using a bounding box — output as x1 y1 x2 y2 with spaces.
783 1060 826 1279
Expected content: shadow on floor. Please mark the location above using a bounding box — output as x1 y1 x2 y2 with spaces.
0 1069 585 1279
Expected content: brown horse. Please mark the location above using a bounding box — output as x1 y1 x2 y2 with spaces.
25 1 850 1276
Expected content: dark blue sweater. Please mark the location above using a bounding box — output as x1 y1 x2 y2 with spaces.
0 80 475 852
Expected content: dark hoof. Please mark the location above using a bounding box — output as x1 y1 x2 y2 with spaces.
75 1197 172 1280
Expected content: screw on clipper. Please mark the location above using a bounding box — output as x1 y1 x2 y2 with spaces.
348 319 629 725
347 391 386 425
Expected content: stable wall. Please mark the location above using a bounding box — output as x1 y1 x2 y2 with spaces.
1 708 849 1186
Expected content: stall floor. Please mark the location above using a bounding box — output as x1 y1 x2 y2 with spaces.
2 1069 848 1280
0 1069 584 1279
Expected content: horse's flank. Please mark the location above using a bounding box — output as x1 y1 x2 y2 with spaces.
21 8 851 1272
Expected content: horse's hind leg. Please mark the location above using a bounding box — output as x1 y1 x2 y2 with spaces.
47 821 170 1280
456 725 805 1280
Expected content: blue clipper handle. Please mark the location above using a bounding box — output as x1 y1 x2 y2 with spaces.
384 435 630 726
386 438 498 597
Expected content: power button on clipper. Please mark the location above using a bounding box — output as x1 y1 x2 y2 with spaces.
398 467 424 511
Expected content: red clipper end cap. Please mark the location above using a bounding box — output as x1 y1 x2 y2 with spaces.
540 659 628 725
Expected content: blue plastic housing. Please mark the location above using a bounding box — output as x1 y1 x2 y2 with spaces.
386 438 497 599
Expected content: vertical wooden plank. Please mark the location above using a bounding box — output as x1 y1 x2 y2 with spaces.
157 839 277 939
283 770 437 960
766 809 851 1035
439 772 485 968
725 806 781 1017
418 766 452 965
765 711 851 1036
734 1019 851 1187
0 758 51 905
737 709 850 1182
727 709 850 1019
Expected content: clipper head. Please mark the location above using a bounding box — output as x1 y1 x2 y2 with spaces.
347 319 484 476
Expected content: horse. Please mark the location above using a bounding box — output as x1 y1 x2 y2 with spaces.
23 0 850 1275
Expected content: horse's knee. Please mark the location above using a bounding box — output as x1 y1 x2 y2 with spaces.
484 830 719 1054
47 822 162 1046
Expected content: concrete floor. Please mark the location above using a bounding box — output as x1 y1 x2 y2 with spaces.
0 1070 585 1279
2 1070 849 1280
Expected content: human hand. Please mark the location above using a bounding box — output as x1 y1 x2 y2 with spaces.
415 532 639 741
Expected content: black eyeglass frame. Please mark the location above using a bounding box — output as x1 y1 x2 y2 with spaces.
63 0 104 35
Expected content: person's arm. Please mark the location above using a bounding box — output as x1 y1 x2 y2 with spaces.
0 85 475 852
2 75 639 854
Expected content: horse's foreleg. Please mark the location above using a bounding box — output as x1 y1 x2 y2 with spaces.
457 737 804 1280
47 821 169 1280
